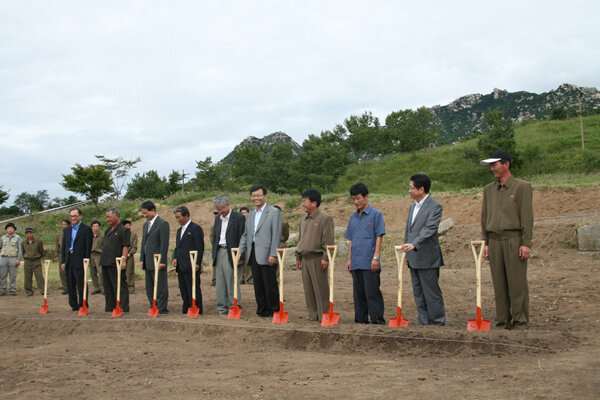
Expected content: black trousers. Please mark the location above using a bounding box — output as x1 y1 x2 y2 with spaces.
409 267 445 326
145 268 169 312
351 269 385 324
178 270 202 314
66 258 87 311
102 266 129 312
249 244 279 317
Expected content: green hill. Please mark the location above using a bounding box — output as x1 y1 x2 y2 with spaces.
335 115 600 194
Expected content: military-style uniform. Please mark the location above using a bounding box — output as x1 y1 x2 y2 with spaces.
126 231 138 292
22 238 45 295
0 233 23 295
55 231 68 290
90 230 104 293
482 176 533 328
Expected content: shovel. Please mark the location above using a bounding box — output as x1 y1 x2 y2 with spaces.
39 260 51 314
187 250 200 318
272 248 289 324
78 258 90 316
467 240 491 331
147 254 161 318
112 257 125 318
228 248 242 319
389 246 409 327
321 245 340 326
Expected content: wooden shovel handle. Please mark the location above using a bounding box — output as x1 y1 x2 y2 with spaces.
189 251 198 300
326 245 337 303
43 260 51 300
153 254 160 301
470 241 485 308
277 248 286 302
230 248 240 300
394 246 406 308
83 258 89 300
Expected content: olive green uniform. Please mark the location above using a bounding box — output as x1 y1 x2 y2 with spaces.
22 238 45 295
481 176 533 328
126 231 138 291
0 233 22 295
90 231 104 292
55 232 68 290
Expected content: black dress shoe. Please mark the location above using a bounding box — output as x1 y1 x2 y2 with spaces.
61 290 68 295
91 290 101 295
159 309 169 315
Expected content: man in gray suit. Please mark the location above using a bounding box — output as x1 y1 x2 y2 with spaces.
139 200 170 314
239 184 282 317
400 173 446 326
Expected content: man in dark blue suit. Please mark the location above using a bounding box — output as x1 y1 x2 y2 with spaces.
400 173 446 326
172 205 204 315
61 207 93 311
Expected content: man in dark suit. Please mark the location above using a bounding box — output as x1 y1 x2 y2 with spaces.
172 205 204 314
139 200 170 314
400 173 446 326
239 185 282 317
211 195 245 315
61 207 93 311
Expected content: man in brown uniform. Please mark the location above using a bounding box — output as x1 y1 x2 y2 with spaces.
480 150 533 330
89 220 104 295
123 220 138 294
21 228 45 296
55 220 70 294
295 189 335 322
238 207 252 284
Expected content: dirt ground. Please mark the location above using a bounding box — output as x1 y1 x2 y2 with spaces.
0 187 599 399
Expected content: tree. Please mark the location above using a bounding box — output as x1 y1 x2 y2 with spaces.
95 155 142 200
476 109 520 168
344 111 382 161
193 157 227 191
49 195 80 208
124 170 168 200
0 186 8 205
166 170 183 195
62 164 113 207
383 107 439 153
13 190 50 214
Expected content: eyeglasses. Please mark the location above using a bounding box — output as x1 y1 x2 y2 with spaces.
251 194 264 199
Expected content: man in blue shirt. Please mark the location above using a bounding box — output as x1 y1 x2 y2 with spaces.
345 182 386 324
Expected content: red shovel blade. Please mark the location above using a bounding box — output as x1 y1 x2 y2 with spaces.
272 302 289 324
389 306 409 328
147 299 159 318
187 299 199 318
467 307 491 331
321 302 340 327
112 301 123 318
39 298 49 314
78 300 89 317
228 298 242 319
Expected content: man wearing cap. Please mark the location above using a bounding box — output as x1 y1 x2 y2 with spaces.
480 150 533 330
122 220 138 295
0 223 23 296
89 220 104 295
55 220 70 294
21 228 45 296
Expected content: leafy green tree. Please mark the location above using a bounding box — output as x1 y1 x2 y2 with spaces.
193 157 227 191
95 155 142 199
0 186 8 205
13 190 50 214
49 195 80 208
166 170 183 195
124 170 168 200
61 164 113 207
551 106 568 120
263 142 296 192
477 109 520 168
231 145 266 185
344 111 382 160
384 107 438 153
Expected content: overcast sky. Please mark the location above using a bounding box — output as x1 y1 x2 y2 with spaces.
1 0 599 203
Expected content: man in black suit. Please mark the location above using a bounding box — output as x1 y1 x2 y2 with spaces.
139 200 170 314
61 207 93 311
172 205 204 314
212 195 245 315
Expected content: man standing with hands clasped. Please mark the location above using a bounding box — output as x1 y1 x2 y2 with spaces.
140 200 170 314
295 189 334 322
239 185 281 318
400 173 446 326
345 182 386 325
480 150 533 330
100 208 130 313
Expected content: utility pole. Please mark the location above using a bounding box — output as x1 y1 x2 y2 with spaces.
577 87 585 151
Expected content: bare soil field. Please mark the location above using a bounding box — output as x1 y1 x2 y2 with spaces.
1 187 599 399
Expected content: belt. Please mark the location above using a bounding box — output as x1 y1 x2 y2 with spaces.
218 245 227 249
487 230 521 241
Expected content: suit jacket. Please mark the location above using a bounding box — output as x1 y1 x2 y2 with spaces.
61 223 93 269
173 221 204 273
140 215 170 271
404 196 444 269
211 210 245 267
239 204 281 265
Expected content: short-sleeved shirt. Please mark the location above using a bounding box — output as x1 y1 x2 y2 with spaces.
99 223 131 267
345 205 386 271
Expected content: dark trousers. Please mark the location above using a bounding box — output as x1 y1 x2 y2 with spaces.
66 258 87 311
102 266 129 312
409 267 446 326
178 270 202 314
249 244 279 317
145 268 169 312
351 269 385 324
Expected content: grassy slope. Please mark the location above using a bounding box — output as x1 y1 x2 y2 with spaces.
335 115 600 194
